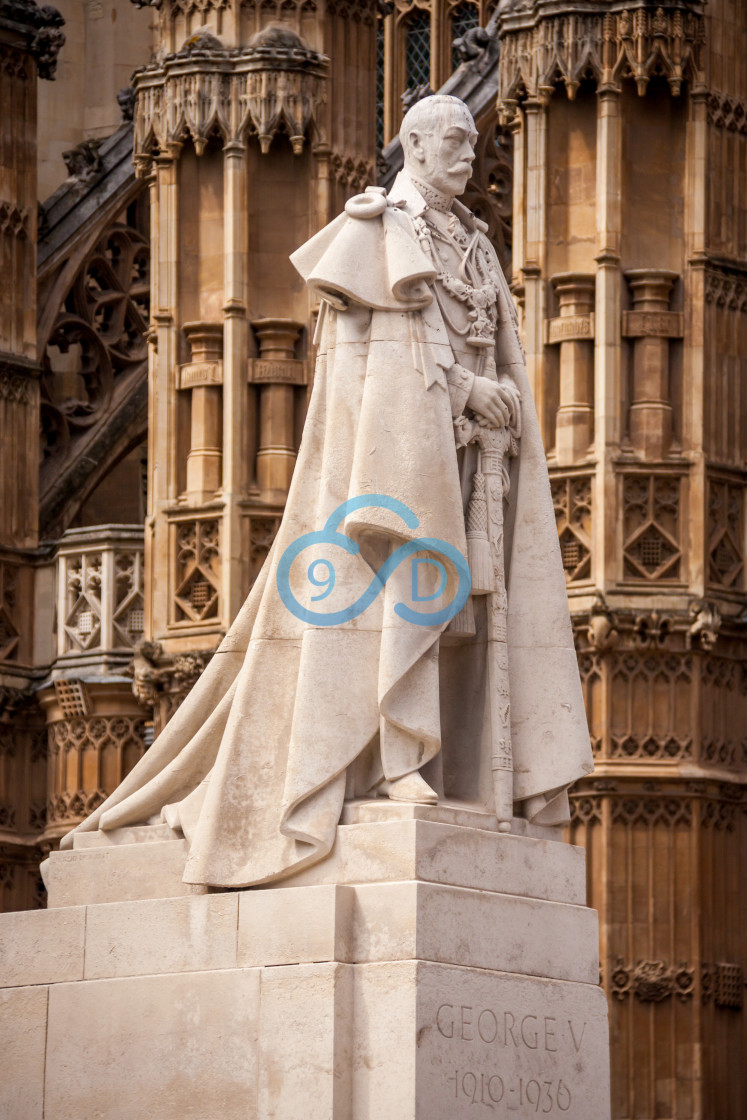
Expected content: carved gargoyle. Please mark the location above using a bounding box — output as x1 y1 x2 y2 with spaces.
453 25 491 64
401 83 435 114
62 138 103 182
586 593 619 651
117 85 135 123
687 599 722 651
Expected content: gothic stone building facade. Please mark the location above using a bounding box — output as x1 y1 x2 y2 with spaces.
0 1 744 1117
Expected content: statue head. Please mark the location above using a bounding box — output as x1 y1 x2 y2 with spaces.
400 95 477 199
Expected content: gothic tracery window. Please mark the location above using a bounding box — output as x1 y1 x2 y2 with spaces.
450 1 479 70
379 1 496 149
404 8 431 93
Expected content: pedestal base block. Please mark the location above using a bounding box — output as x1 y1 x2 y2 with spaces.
1 818 611 1119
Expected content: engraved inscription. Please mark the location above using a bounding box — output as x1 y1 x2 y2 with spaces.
546 314 595 345
435 1004 587 1112
178 361 223 389
621 310 684 338
248 358 306 384
436 1005 586 1053
447 1071 572 1113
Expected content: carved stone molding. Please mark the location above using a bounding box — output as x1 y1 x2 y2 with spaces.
701 962 744 1009
171 516 221 625
707 475 745 591
39 217 149 468
130 640 213 735
551 472 592 584
612 959 744 1007
0 364 33 404
132 24 329 169
568 792 603 827
0 199 30 239
53 527 146 671
497 2 706 109
44 711 147 831
704 266 747 313
610 958 695 1003
0 560 20 661
0 41 29 78
0 682 33 721
611 793 693 828
328 151 375 194
37 680 149 839
707 91 747 135
622 473 682 583
327 0 377 22
244 512 282 589
0 0 65 80
570 779 747 832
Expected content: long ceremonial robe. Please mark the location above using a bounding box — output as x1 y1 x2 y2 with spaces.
61 184 593 887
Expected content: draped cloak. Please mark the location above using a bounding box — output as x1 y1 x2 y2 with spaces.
60 184 593 888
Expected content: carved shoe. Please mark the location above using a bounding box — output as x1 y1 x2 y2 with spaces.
380 772 438 805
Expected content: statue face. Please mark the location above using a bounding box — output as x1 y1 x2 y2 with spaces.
404 104 477 198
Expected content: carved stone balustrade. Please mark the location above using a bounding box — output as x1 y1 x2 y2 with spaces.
547 273 595 465
623 269 682 460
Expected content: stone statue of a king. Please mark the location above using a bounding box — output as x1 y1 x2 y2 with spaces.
60 95 593 888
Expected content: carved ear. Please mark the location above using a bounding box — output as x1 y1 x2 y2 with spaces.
406 130 425 162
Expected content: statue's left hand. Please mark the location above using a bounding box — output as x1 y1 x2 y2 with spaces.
468 377 520 430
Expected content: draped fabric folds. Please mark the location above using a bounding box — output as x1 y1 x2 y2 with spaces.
61 196 593 887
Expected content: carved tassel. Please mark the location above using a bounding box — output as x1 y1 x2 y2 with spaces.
466 469 495 595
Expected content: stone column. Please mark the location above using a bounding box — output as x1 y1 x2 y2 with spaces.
682 88 708 597
522 96 549 420
149 153 180 643
0 0 64 909
0 0 64 550
549 273 595 464
222 139 250 622
252 319 304 503
181 322 224 504
594 86 623 589
623 269 680 460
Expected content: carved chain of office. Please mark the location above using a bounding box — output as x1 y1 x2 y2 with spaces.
496 2 706 111
132 25 329 169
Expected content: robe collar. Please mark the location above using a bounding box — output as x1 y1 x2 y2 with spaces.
390 170 487 234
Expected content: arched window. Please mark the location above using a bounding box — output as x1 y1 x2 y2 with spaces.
451 2 479 71
405 9 431 92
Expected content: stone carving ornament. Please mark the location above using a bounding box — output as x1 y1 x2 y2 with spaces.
62 96 592 888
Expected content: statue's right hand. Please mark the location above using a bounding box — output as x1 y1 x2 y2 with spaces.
467 378 511 429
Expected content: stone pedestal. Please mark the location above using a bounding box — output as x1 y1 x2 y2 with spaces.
0 806 611 1119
